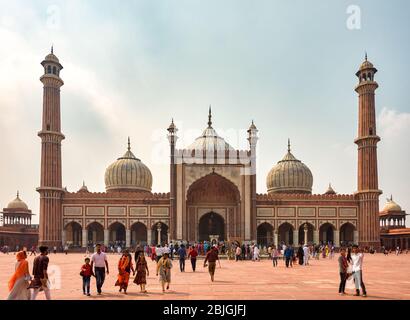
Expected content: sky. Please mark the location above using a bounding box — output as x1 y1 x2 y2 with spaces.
0 0 409 225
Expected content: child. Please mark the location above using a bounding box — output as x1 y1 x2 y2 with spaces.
80 257 93 296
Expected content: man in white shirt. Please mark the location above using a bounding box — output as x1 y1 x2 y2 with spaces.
91 244 109 295
163 244 170 255
303 245 310 266
351 245 367 297
155 244 163 262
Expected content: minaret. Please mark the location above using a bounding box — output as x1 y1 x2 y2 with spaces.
167 118 178 241
354 54 382 249
37 47 65 247
247 120 258 240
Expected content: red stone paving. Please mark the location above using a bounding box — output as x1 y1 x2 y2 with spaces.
1 253 410 300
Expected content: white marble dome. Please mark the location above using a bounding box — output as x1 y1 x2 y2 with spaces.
104 139 152 192
266 142 313 194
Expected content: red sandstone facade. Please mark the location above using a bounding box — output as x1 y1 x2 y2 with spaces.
354 57 382 249
37 49 65 248
36 50 386 250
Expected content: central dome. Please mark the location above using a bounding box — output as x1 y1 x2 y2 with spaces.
104 139 152 192
266 141 313 194
186 107 234 152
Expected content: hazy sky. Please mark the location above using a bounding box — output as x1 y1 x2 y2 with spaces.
0 0 409 225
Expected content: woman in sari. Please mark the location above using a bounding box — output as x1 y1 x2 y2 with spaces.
134 251 149 293
7 250 31 300
156 252 172 292
115 250 135 294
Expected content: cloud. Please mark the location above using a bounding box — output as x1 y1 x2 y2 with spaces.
377 107 410 226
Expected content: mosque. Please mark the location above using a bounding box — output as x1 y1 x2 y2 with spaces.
1 49 409 250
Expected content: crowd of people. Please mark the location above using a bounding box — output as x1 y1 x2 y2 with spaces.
5 242 222 299
4 238 409 300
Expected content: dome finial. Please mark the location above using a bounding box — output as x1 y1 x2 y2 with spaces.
83 180 86 187
16 190 19 198
287 138 291 152
365 51 367 61
51 44 54 54
127 136 131 151
208 105 212 128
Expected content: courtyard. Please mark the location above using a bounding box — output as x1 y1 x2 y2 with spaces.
1 252 410 300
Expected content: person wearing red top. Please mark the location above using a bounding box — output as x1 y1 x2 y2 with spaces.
151 245 157 261
80 257 94 296
188 246 199 272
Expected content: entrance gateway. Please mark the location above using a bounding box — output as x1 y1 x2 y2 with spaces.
198 211 225 242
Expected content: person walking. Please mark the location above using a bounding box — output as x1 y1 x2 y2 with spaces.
253 245 260 262
134 251 149 293
7 250 31 300
284 246 292 268
151 244 157 262
80 257 93 296
351 245 367 297
204 242 209 255
177 244 187 272
338 248 349 295
297 246 304 265
204 246 220 282
235 245 242 262
156 244 163 263
169 243 174 260
115 250 134 294
90 244 109 295
156 253 172 292
272 246 279 267
188 246 198 272
303 244 310 266
291 246 296 267
330 245 335 259
28 246 51 300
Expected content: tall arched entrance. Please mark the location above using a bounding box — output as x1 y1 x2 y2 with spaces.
278 223 294 245
257 223 274 246
298 223 314 245
319 223 335 244
198 212 225 242
151 222 168 245
87 222 104 245
340 223 355 246
186 172 240 242
64 222 82 247
109 222 126 244
131 222 147 246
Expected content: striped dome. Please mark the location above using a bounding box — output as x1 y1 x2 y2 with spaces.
104 139 152 192
266 142 313 194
